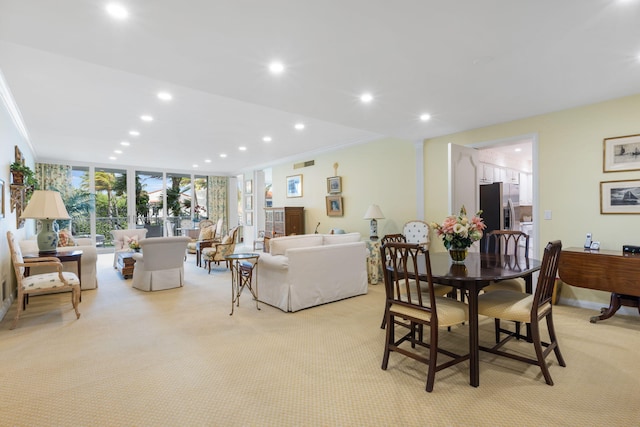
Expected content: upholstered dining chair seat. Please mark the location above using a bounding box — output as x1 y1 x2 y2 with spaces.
391 296 468 327
22 271 80 290
478 290 551 323
482 278 526 293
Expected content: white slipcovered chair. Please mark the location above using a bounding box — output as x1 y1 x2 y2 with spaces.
403 220 430 248
132 236 191 291
111 229 148 268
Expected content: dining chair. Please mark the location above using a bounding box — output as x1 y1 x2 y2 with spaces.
402 220 430 248
380 242 469 392
477 240 566 386
379 235 453 329
482 230 531 338
6 231 81 329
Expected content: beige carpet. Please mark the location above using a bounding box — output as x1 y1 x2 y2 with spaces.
0 252 639 426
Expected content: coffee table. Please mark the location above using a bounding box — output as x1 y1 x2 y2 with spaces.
117 252 136 279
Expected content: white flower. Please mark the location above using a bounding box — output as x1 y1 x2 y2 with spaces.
453 223 468 237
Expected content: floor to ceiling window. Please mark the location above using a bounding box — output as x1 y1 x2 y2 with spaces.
94 168 127 247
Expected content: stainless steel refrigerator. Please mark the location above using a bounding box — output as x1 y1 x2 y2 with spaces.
479 182 520 252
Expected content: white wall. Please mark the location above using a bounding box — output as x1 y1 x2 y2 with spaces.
424 92 640 307
269 137 417 238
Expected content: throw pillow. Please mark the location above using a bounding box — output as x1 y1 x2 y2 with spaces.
57 229 77 247
201 225 216 241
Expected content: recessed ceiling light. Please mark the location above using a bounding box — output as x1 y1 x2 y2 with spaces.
294 123 305 130
204 159 211 163
220 153 227 158
109 156 117 160
263 136 272 142
157 92 172 101
360 93 373 103
192 164 199 168
129 130 140 136
114 149 123 154
106 3 128 20
140 115 153 122
514 148 522 152
120 141 130 146
239 146 247 151
268 61 285 74
419 113 431 122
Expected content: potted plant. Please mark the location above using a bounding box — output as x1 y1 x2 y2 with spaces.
10 162 37 188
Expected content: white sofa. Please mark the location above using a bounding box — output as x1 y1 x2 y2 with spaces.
257 233 368 312
19 237 98 290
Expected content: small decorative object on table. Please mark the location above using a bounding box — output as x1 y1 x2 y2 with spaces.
129 241 141 252
431 206 486 264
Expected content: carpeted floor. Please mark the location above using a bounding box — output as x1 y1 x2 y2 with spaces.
0 252 639 426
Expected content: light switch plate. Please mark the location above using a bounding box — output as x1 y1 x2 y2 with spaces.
544 210 552 220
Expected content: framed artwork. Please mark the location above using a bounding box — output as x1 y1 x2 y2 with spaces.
245 195 253 211
327 176 342 194
600 179 640 214
245 179 252 194
246 211 253 226
326 195 343 217
286 174 303 198
603 134 640 173
0 179 4 218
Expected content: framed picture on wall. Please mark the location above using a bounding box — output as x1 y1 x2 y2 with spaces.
603 134 640 173
327 176 342 194
600 179 640 214
326 195 343 217
0 179 4 218
286 174 303 198
245 179 252 194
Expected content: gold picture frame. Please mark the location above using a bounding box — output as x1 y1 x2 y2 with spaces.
286 174 303 198
603 133 640 173
327 176 342 194
326 195 343 217
600 179 640 214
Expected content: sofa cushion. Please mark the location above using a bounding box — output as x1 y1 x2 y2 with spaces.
322 232 361 245
269 234 323 256
57 229 77 247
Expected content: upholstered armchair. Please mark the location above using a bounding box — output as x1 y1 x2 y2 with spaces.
111 229 148 268
202 227 239 273
186 219 215 255
132 236 191 291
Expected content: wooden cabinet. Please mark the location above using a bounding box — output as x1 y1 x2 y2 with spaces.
265 207 305 237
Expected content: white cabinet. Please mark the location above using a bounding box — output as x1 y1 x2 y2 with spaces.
480 163 494 183
519 172 533 205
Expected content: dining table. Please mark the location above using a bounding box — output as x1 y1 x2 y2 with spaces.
395 251 542 387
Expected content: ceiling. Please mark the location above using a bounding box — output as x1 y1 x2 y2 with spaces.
1 1 639 175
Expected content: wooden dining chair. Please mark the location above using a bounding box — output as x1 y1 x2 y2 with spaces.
380 242 469 392
379 234 453 329
477 240 566 386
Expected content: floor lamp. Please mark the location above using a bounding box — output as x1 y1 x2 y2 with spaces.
20 190 71 253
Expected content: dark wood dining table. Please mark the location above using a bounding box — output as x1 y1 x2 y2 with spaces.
397 251 542 387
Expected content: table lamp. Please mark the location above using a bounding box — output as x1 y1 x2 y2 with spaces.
363 204 385 240
20 190 70 253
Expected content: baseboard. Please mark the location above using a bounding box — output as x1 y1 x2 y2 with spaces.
0 294 15 322
558 297 638 317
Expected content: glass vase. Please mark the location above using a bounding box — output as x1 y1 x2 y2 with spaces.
449 248 468 264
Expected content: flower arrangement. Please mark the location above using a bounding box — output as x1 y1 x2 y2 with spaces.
431 206 486 250
129 241 140 251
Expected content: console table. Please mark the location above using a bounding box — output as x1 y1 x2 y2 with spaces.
558 247 640 323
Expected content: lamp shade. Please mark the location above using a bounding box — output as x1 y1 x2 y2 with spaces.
363 204 385 220
21 190 70 220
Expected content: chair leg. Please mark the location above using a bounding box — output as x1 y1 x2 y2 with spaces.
530 319 554 386
381 313 394 370
72 286 81 319
380 305 388 329
494 318 501 343
546 313 566 367
11 293 24 330
426 325 438 392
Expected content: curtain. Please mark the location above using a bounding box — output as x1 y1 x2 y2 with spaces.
35 163 72 197
208 176 227 235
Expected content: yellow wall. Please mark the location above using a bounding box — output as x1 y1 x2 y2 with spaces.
424 93 640 305
270 137 417 237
